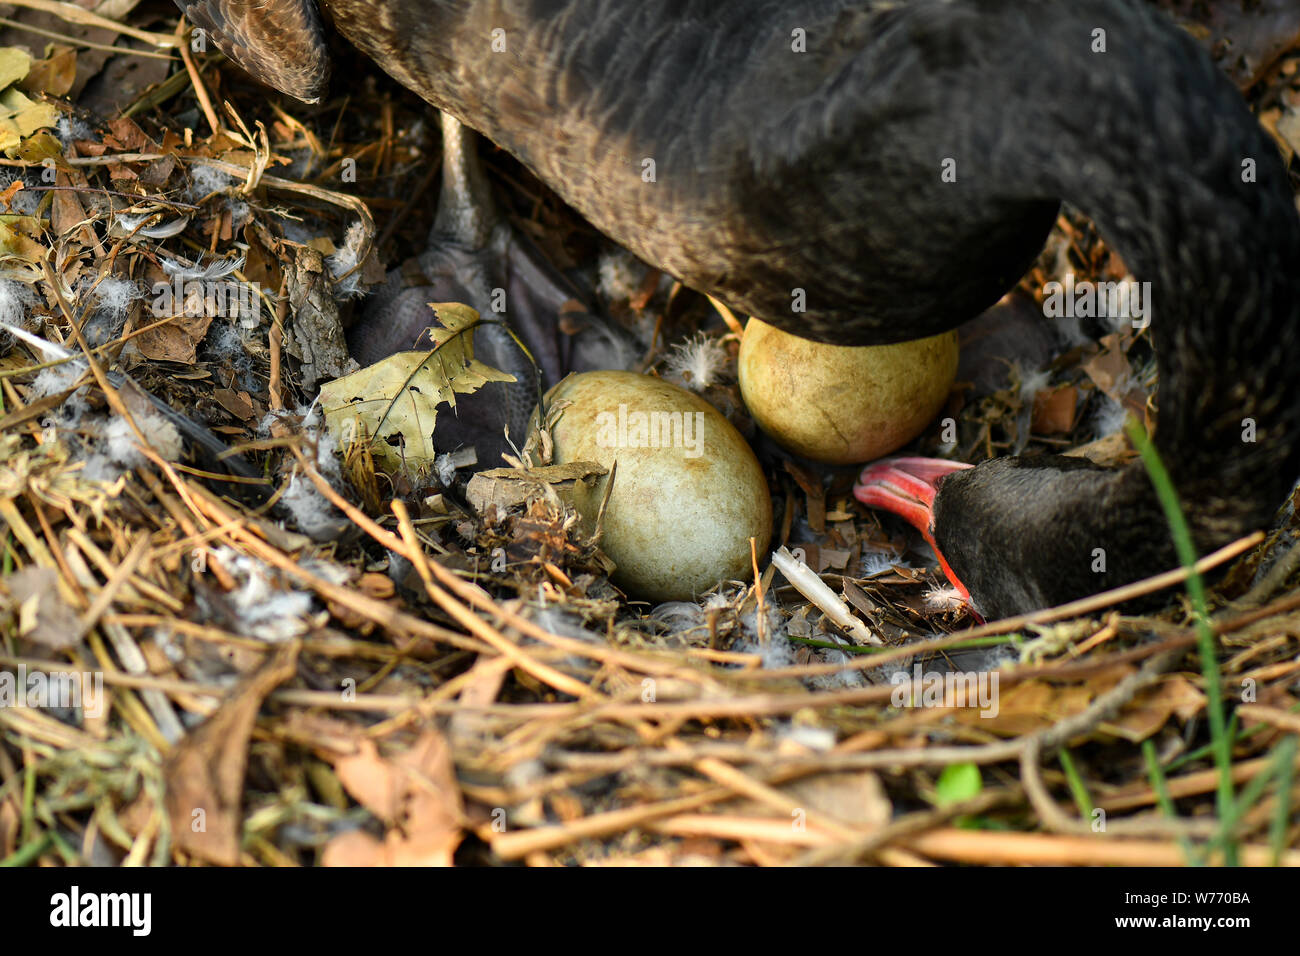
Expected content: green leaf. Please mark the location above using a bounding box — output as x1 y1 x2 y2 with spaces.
935 762 982 806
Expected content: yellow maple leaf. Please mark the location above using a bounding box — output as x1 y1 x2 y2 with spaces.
320 303 517 473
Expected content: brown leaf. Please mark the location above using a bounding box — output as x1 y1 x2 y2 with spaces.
21 46 76 97
1032 384 1078 435
1081 336 1132 398
213 387 255 422
138 154 177 188
331 739 405 823
449 657 510 744
325 730 463 866
51 168 89 242
318 829 386 866
104 117 153 153
779 771 891 828
276 711 365 758
0 179 22 209
242 225 283 293
466 462 606 514
357 572 394 600
1099 675 1207 743
133 309 213 364
954 666 1131 738
1276 107 1300 164
123 643 297 866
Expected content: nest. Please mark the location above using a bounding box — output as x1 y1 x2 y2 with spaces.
0 0 1298 868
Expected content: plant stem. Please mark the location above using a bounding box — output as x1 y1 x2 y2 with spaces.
1126 418 1237 864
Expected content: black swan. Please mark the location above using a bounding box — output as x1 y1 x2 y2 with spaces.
174 0 1300 619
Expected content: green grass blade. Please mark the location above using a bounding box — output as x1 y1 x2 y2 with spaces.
1126 419 1236 864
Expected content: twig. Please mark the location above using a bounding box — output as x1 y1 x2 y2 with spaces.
74 534 149 641
899 828 1299 866
1240 535 1300 606
793 791 1015 866
5 0 179 47
1020 736 1215 839
694 756 861 841
294 458 737 686
770 546 880 646
707 295 745 337
269 273 287 412
390 499 600 701
0 15 177 59
1237 704 1300 735
185 483 490 655
186 158 376 282
40 257 209 530
175 16 221 143
753 532 1263 681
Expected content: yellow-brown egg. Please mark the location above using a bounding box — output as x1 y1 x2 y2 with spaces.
738 318 958 464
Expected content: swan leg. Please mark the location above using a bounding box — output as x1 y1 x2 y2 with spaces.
347 113 634 467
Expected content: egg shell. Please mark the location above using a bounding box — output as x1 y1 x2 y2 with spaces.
538 371 772 602
738 318 958 464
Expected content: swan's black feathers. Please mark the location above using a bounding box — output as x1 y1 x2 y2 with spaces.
174 0 1300 616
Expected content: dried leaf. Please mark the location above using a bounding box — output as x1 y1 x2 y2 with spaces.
466 461 606 514
1098 675 1207 743
0 434 117 523
122 643 298 866
779 771 891 827
21 46 76 97
1276 107 1300 163
1032 384 1078 435
0 87 58 154
0 217 45 263
953 667 1130 738
12 130 61 165
213 387 255 422
324 730 463 866
133 308 213 364
320 303 515 472
0 47 31 91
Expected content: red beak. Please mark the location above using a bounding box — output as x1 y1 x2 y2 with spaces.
854 456 975 604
